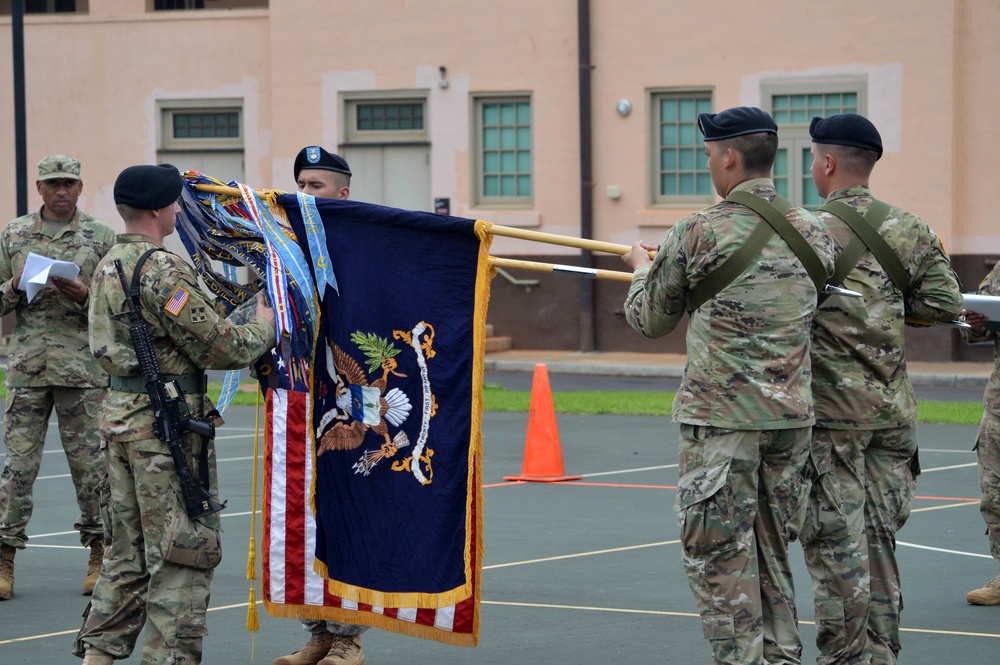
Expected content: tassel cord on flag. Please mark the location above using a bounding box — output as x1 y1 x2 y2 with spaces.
245 390 264 653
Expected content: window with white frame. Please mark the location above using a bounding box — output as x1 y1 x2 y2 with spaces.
651 91 713 205
160 102 242 151
473 96 532 206
763 80 866 209
343 96 428 144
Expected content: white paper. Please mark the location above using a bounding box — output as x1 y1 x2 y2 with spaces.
17 252 81 303
962 293 1000 321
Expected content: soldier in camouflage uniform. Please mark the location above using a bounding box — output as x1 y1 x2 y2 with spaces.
0 155 115 601
622 107 835 665
959 277 1000 607
803 115 962 665
73 164 275 665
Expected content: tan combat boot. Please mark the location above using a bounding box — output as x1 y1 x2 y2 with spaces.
273 632 334 665
318 634 364 665
0 543 15 600
83 541 104 596
967 574 1000 606
82 644 114 664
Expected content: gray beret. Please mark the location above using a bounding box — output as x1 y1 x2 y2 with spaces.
698 107 778 141
113 164 183 210
809 114 883 160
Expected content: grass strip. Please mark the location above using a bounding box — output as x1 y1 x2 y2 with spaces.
0 377 984 425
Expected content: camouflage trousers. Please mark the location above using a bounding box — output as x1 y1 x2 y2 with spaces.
800 426 917 665
0 386 106 549
675 424 811 665
75 433 223 664
301 619 369 636
974 412 1000 564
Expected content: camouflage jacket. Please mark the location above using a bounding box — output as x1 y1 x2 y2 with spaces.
812 186 963 429
0 208 116 388
624 178 835 429
961 260 1000 416
89 234 276 442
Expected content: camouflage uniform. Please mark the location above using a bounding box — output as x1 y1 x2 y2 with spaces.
805 186 962 664
75 234 275 663
624 178 834 665
961 263 1000 576
0 208 115 550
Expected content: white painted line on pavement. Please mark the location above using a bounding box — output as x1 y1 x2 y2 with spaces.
897 540 993 558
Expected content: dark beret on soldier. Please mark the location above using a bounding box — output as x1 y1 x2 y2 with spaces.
293 146 353 179
113 164 183 210
809 113 883 160
698 107 778 141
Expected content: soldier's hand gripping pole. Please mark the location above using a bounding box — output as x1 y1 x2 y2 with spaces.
112 259 226 519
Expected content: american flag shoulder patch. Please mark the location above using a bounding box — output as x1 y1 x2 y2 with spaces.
164 286 190 317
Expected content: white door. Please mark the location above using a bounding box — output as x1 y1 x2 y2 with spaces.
341 145 431 211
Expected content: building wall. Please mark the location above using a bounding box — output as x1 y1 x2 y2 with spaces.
1 0 998 358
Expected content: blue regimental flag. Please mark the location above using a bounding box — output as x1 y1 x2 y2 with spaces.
280 195 491 639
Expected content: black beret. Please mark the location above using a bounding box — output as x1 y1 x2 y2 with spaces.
113 164 183 210
293 146 352 179
698 107 777 141
809 114 883 160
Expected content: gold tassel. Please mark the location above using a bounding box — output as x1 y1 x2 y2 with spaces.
246 390 264 636
247 584 260 632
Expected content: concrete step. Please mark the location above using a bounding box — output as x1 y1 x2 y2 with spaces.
485 335 513 354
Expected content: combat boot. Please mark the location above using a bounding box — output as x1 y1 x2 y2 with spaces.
273 631 334 665
83 541 104 596
967 574 1000 606
0 543 15 600
318 634 364 665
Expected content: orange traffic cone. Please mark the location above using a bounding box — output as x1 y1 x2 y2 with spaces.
503 364 582 483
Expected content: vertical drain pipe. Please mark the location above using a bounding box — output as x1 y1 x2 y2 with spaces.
577 0 595 352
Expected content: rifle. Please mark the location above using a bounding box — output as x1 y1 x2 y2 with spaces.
112 258 226 519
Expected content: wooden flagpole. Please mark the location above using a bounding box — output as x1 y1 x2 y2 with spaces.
191 183 653 272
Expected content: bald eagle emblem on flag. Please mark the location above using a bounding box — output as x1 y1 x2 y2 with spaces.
316 323 437 483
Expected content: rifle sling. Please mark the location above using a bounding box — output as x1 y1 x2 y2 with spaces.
686 191 826 312
125 248 213 489
819 199 907 295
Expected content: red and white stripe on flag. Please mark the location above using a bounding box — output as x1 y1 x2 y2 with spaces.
261 387 479 646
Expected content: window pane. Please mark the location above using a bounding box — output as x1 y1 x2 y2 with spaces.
662 174 677 196
516 102 531 125
484 175 498 196
500 175 516 196
500 127 515 149
678 148 695 170
517 151 531 172
483 128 498 150
500 103 515 125
517 175 532 197
483 152 499 174
516 127 531 148
697 173 712 195
483 104 498 125
500 151 515 172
